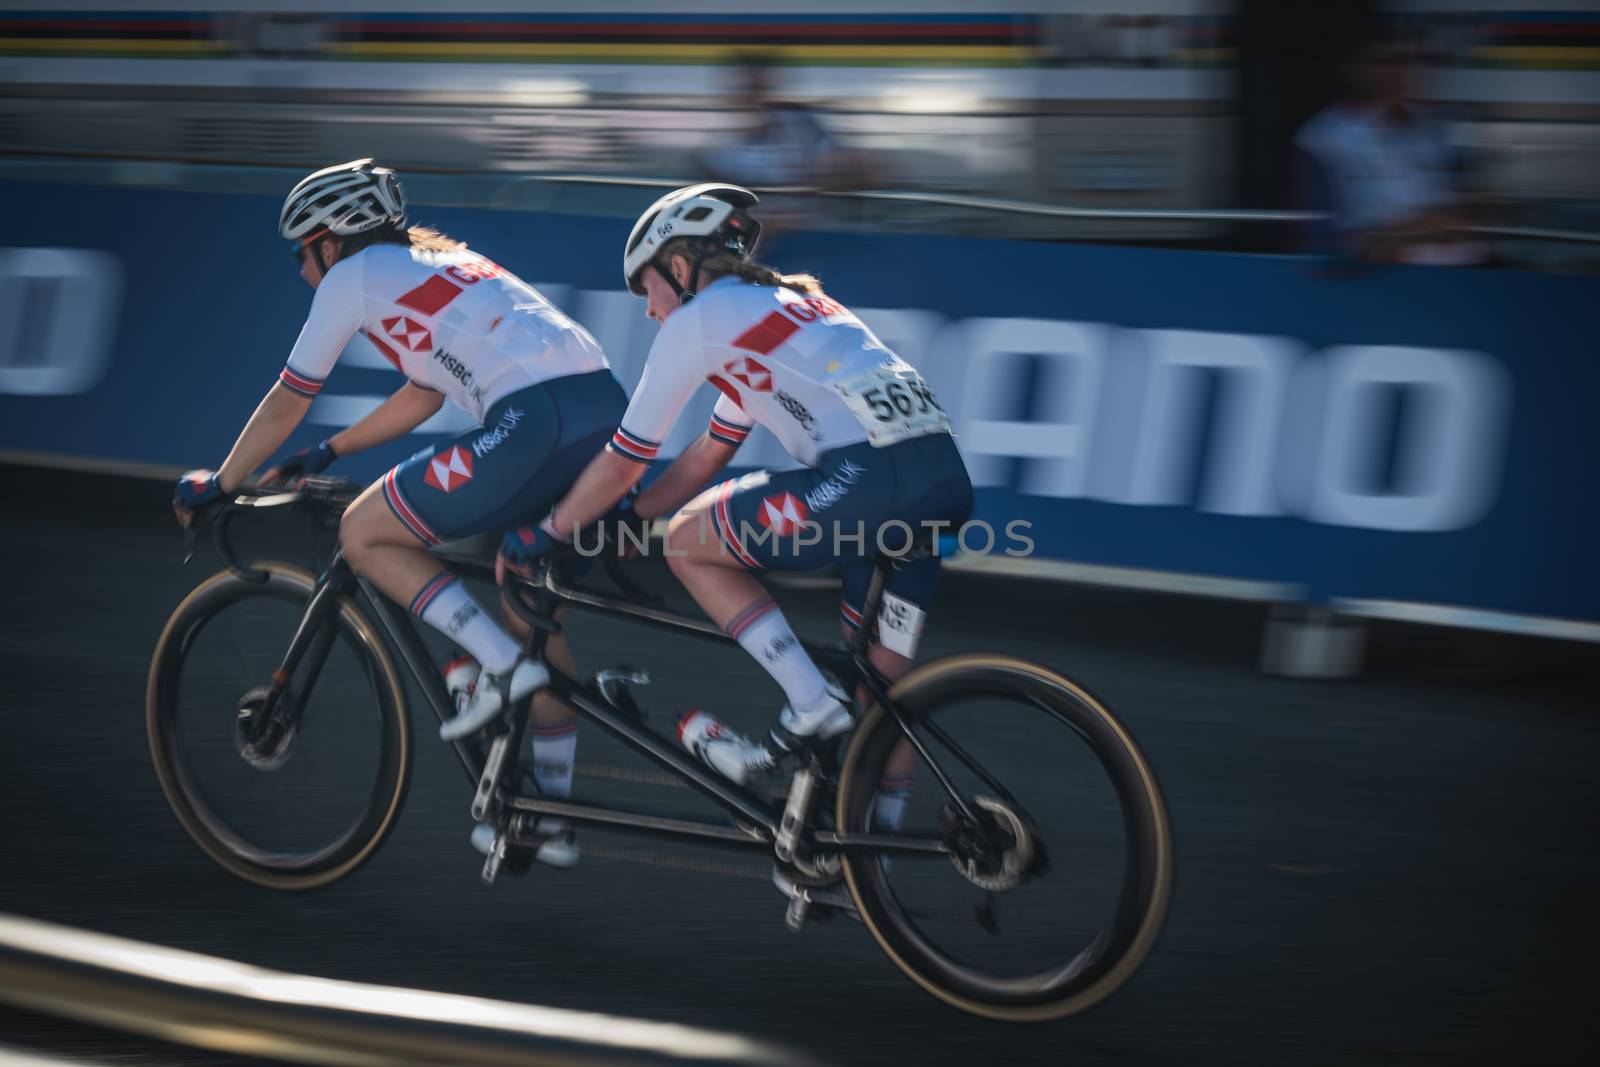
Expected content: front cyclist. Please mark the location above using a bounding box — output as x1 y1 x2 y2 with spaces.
172 161 626 833
505 184 972 806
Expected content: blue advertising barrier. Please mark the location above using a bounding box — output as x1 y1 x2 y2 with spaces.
2 179 1596 633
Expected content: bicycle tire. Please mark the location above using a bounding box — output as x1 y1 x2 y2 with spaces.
836 653 1173 1021
146 562 412 890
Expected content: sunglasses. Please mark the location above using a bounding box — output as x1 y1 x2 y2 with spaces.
288 227 330 264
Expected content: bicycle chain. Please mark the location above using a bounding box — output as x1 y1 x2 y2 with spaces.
573 761 690 789
580 843 771 882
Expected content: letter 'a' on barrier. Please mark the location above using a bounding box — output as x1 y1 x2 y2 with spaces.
955 318 1112 497
0 248 122 397
0 911 817 1067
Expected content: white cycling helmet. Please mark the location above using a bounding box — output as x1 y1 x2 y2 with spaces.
279 158 406 241
622 183 761 299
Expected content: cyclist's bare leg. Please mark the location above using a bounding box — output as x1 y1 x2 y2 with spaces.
843 626 919 781
666 492 846 739
663 496 771 625
339 483 458 607
340 483 521 674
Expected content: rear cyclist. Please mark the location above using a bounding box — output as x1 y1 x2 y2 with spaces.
504 184 972 830
172 160 626 862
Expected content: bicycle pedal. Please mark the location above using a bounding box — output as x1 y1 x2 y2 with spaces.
784 892 810 933
773 865 858 926
480 835 506 886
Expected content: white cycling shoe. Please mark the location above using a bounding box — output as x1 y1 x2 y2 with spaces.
469 819 579 869
439 658 549 741
678 687 854 787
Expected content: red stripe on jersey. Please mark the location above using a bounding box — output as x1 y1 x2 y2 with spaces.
709 414 751 441
609 429 658 461
395 275 464 316
731 311 799 356
364 330 404 370
706 375 745 410
278 366 323 396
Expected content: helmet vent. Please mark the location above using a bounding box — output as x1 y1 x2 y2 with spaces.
682 206 714 222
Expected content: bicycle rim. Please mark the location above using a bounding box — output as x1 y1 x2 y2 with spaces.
836 653 1173 1021
146 563 411 890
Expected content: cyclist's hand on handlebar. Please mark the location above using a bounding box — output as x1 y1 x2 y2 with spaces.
172 469 224 528
497 513 565 583
602 497 649 560
261 439 337 488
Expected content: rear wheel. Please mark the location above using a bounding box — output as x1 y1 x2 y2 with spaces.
836 653 1173 1021
147 562 411 889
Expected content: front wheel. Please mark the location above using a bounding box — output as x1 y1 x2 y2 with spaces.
836 654 1173 1021
147 562 412 889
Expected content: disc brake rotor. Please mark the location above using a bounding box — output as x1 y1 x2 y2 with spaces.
235 685 299 772
944 795 1035 892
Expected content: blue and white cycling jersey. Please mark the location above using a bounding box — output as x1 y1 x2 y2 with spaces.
608 276 949 469
280 243 608 425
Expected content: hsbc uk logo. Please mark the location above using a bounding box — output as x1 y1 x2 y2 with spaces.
756 492 810 536
380 315 432 353
472 406 523 458
724 356 773 393
424 445 473 492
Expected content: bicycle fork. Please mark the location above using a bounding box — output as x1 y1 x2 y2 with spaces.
244 556 353 752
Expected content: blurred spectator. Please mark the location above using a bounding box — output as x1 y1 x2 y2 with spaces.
695 52 877 235
1292 39 1489 266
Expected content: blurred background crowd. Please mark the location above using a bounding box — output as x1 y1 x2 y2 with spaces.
2 0 1596 271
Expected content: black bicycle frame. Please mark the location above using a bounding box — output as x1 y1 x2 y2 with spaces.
224 495 962 860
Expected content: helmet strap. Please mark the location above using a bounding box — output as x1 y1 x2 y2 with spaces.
649 259 686 303
650 250 711 306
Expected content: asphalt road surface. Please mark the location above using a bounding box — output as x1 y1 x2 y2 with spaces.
2 465 1595 1065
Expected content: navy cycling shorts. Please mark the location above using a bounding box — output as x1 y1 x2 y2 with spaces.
383 370 626 546
708 433 972 644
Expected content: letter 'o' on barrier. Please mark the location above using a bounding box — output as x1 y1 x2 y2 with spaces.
0 248 123 397
1305 345 1511 533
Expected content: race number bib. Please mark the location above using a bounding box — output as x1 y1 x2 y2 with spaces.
877 592 927 658
832 364 951 447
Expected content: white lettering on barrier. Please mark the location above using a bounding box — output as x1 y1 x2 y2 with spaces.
0 248 123 396
959 318 1109 498
1304 345 1510 532
305 287 1513 534
1113 329 1297 517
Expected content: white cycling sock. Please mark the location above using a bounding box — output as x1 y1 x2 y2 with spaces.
726 596 827 712
411 573 520 674
874 774 914 832
531 721 577 798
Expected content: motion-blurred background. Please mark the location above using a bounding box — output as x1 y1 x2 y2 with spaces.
1 3 1597 1064
3 0 1597 259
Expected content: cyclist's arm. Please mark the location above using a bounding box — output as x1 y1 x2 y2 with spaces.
217 260 363 491
548 312 706 537
326 382 444 456
633 435 739 519
550 447 649 536
633 396 749 517
215 383 314 492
